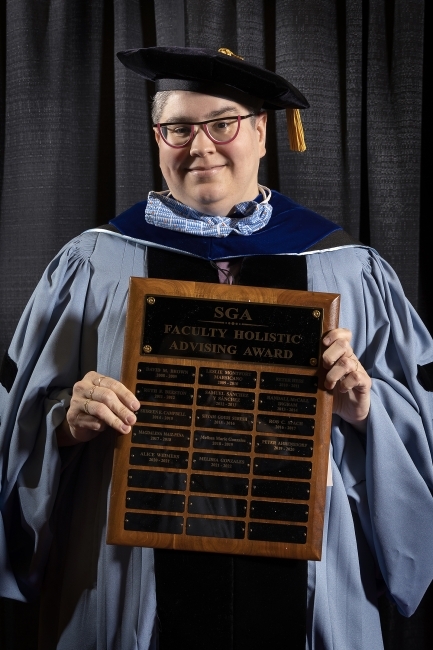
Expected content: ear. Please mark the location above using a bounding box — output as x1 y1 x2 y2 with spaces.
154 127 161 146
256 112 267 158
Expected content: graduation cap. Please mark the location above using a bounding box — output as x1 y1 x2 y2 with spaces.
117 46 309 152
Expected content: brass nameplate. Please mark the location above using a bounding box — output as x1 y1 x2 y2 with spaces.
107 279 340 560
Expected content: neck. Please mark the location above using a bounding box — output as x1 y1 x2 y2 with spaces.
168 185 266 216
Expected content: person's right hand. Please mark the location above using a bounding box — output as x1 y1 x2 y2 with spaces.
56 371 140 446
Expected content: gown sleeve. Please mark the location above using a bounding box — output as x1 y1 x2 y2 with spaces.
308 246 433 617
0 232 99 601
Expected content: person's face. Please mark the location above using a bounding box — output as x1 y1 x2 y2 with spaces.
154 91 267 216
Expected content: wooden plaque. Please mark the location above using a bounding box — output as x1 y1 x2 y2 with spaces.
107 278 340 560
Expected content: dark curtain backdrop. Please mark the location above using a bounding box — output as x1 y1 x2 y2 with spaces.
0 0 432 648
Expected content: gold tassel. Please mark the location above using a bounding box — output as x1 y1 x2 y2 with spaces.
286 108 306 152
218 48 244 60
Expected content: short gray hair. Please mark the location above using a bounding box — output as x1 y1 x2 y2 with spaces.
151 91 174 124
151 90 262 125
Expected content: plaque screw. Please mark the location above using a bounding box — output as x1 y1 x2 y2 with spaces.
143 345 152 354
312 309 321 319
127 497 130 501
310 358 318 366
147 296 156 305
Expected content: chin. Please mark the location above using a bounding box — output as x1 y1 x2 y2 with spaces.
193 196 226 213
188 187 226 210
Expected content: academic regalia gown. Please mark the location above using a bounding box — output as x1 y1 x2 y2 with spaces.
1 192 433 650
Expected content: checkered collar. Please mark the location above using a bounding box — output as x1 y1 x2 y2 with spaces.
144 186 273 238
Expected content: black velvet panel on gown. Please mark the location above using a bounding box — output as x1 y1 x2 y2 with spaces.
148 247 309 650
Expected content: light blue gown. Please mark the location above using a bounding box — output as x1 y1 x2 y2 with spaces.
1 227 433 650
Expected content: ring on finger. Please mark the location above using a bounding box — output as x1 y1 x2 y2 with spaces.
89 386 96 400
84 399 91 415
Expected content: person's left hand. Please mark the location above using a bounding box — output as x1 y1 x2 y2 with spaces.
322 328 371 433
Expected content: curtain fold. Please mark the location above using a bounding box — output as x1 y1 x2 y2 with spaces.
0 1 431 648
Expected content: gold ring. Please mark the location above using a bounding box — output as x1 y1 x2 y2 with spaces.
89 386 96 399
97 376 106 387
84 399 90 414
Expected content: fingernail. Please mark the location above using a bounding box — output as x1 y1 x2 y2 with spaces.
131 400 140 411
126 414 136 425
323 337 330 345
121 424 130 433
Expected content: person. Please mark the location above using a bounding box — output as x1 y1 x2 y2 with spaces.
1 46 433 650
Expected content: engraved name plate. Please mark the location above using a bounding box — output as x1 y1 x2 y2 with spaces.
256 414 315 436
129 448 189 469
137 362 196 383
136 383 194 405
259 393 317 415
254 436 313 457
193 430 252 452
192 452 251 474
199 367 257 388
132 426 190 448
136 406 192 426
260 372 318 393
108 278 339 561
196 388 255 410
195 410 254 431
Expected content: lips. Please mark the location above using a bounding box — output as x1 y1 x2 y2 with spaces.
186 165 226 175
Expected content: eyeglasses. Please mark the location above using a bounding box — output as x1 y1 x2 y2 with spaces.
154 114 255 148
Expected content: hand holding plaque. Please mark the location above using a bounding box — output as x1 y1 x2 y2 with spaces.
322 328 371 431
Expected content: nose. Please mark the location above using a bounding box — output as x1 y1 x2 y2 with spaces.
189 125 216 156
